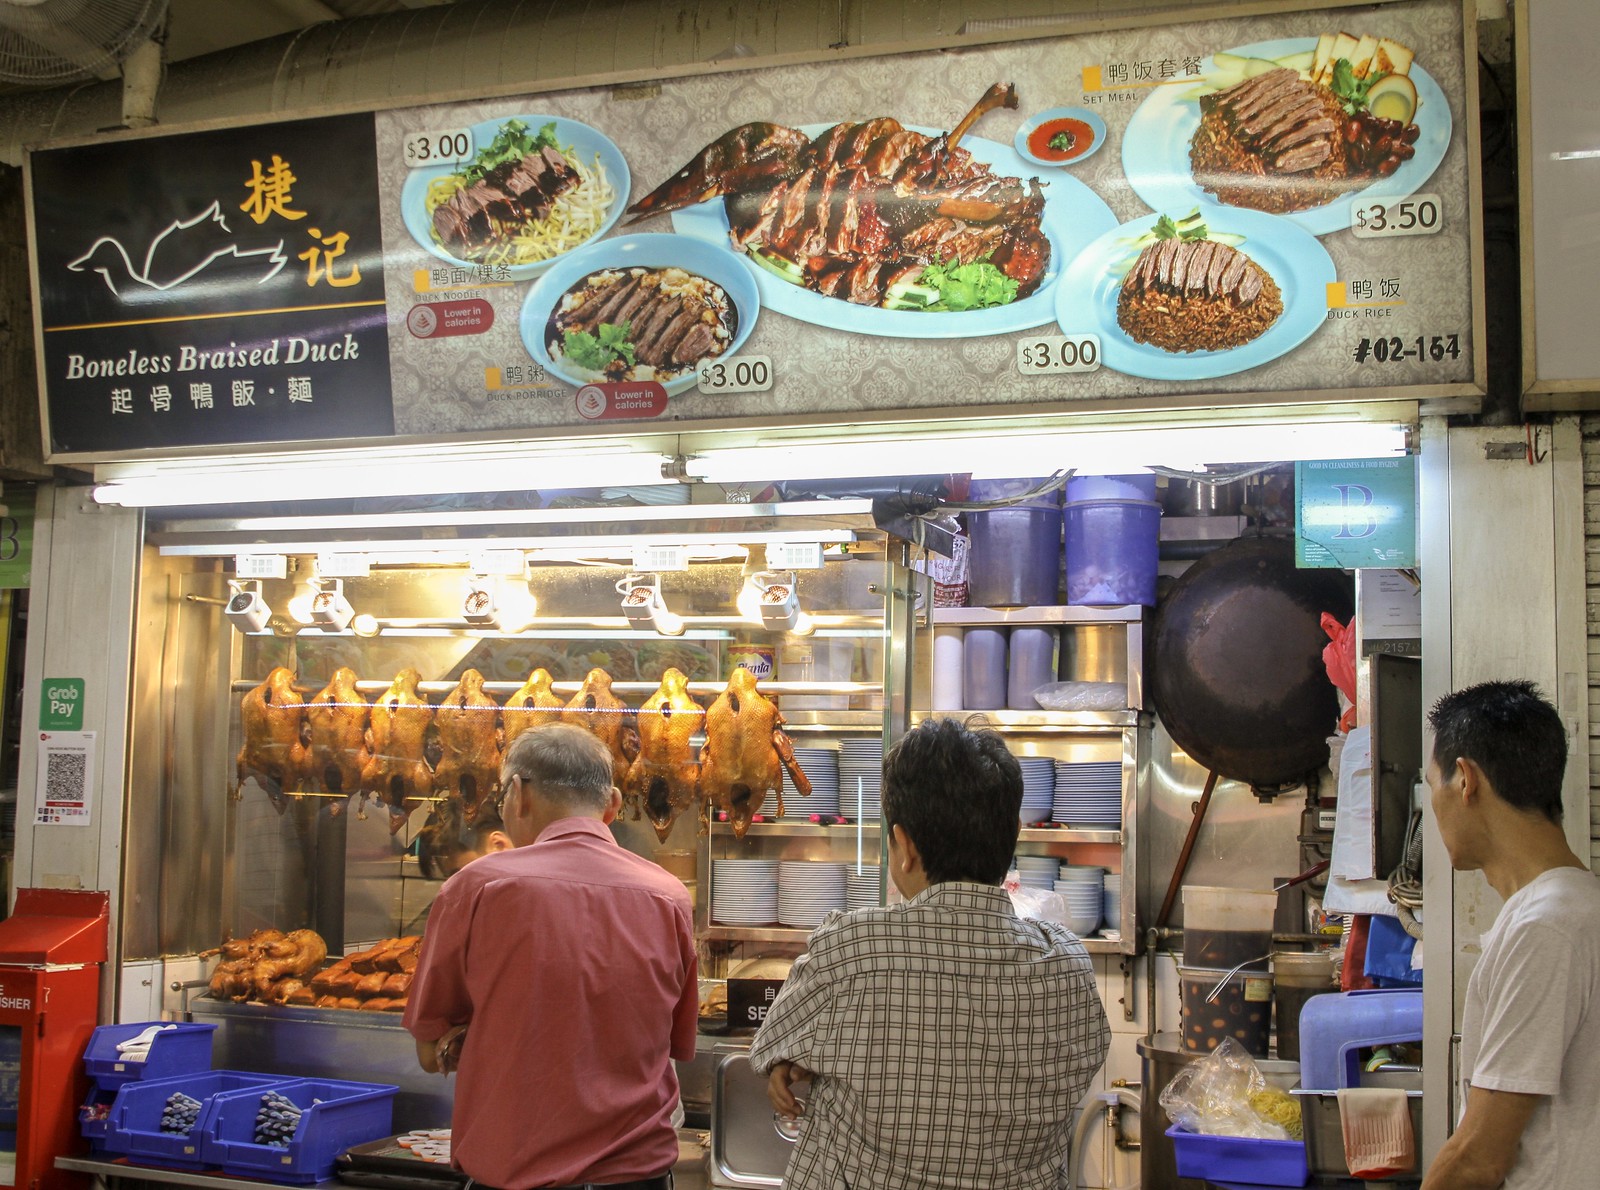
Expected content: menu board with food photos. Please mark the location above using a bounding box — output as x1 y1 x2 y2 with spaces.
27 0 1478 461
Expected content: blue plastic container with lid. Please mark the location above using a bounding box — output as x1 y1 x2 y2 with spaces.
1063 499 1160 607
966 478 1061 608
1065 473 1158 503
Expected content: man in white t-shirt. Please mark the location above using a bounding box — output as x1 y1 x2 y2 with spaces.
1420 680 1600 1190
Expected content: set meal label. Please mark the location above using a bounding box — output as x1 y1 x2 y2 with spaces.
1350 194 1443 239
402 128 475 168
697 356 773 395
1017 335 1101 376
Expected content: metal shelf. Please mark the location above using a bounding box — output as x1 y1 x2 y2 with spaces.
1018 827 1121 844
706 925 1126 953
914 709 1143 729
712 820 880 837
932 605 1144 626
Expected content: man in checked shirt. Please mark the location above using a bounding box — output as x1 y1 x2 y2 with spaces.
749 717 1111 1190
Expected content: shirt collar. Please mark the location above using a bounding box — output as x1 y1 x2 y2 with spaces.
905 881 1015 912
533 816 617 846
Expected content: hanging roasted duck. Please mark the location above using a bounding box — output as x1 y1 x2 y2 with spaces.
562 668 639 802
305 667 370 818
502 667 565 749
360 668 435 833
625 84 1050 310
699 667 812 838
236 668 309 813
624 668 705 841
434 669 503 825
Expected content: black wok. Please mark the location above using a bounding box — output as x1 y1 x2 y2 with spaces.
1151 535 1354 791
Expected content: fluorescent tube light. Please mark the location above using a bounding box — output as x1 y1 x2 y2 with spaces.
92 442 675 508
681 421 1410 484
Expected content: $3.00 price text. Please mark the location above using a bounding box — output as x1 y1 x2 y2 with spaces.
1352 333 1461 364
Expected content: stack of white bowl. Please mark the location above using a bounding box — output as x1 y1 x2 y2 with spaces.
1051 760 1123 828
711 859 779 925
838 739 883 820
845 867 881 910
1101 872 1123 932
781 748 841 819
1014 856 1060 891
1018 757 1054 825
1053 864 1105 935
778 861 847 928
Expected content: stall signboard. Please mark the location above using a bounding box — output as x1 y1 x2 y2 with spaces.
27 0 1476 460
1295 456 1417 568
727 978 786 1029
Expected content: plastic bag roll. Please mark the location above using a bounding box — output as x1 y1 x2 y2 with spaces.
933 627 964 710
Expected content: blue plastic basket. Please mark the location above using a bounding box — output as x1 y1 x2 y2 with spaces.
106 1071 294 1169
82 1022 217 1091
1166 1125 1309 1187
201 1078 398 1184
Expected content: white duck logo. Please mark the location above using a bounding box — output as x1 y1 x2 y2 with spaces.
67 200 289 298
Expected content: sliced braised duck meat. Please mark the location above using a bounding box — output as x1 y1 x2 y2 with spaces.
1270 116 1341 153
1205 240 1232 293
672 321 719 364
639 307 700 361
1184 241 1217 292
1155 238 1182 287
1169 240 1194 290
1242 94 1321 142
1275 141 1335 172
1218 249 1248 294
580 277 642 330
847 258 890 306
1236 267 1264 304
1222 69 1303 120
1256 102 1330 149
1213 70 1286 109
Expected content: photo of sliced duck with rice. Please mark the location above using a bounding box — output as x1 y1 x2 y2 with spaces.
624 84 1052 314
1116 212 1282 353
1191 32 1423 214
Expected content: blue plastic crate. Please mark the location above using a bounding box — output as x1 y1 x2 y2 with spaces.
201 1078 398 1185
82 1022 217 1091
106 1071 294 1169
1166 1125 1309 1187
78 1088 116 1151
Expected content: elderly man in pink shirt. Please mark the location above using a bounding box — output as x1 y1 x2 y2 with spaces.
405 725 697 1190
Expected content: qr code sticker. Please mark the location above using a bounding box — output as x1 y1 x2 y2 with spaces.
45 750 87 804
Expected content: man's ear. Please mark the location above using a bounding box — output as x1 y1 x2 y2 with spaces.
892 823 923 875
1454 757 1485 802
601 785 624 824
486 831 514 853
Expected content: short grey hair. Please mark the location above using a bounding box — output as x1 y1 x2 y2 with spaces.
501 724 614 811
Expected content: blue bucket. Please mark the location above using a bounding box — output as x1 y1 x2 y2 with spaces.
1066 473 1158 503
1063 499 1160 607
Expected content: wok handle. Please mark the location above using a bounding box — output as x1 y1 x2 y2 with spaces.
1155 769 1220 931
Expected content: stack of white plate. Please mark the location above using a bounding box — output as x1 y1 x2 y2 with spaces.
838 739 883 820
778 861 847 928
845 867 881 910
1014 856 1061 890
1101 872 1123 931
1052 878 1103 936
711 859 779 925
1052 760 1123 827
781 748 841 819
1018 757 1055 825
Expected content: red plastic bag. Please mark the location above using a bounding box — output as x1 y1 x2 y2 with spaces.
1322 613 1358 731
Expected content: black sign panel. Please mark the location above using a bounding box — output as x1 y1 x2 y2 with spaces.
31 114 393 455
728 978 785 1030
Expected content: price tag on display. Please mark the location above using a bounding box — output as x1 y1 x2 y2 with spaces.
697 355 773 395
403 128 475 168
1017 334 1100 375
1351 193 1443 239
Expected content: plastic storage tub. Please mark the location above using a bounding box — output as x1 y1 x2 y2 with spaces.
202 1077 399 1184
1181 885 1277 971
106 1071 293 1169
83 1022 218 1090
1062 499 1159 606
1178 964 1273 1057
1166 1125 1309 1187
966 478 1061 607
1066 473 1158 503
1293 1088 1422 1177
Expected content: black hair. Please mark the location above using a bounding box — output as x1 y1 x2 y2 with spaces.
457 806 506 853
881 716 1022 885
1428 679 1567 824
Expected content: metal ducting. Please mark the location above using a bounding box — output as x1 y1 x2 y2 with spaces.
0 0 1270 164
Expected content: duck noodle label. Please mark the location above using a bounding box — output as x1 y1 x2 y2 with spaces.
27 0 1476 461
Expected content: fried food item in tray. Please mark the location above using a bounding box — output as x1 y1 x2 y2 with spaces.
305 667 371 817
361 668 435 834
434 669 503 824
503 668 565 748
699 668 811 837
236 668 309 813
625 668 704 841
251 929 328 1000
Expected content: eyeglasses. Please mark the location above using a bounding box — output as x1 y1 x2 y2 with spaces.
493 773 520 820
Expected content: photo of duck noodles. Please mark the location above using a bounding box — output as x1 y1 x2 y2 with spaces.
625 84 1053 314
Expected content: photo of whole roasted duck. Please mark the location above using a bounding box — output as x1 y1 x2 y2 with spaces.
624 668 705 841
502 667 564 748
434 669 503 824
563 667 639 797
699 667 811 838
305 667 370 818
360 668 435 833
626 84 1052 312
236 668 309 813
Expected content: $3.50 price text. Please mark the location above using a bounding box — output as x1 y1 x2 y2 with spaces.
1352 333 1461 364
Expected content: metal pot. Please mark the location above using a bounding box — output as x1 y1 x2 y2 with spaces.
1151 535 1353 791
1162 476 1245 517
